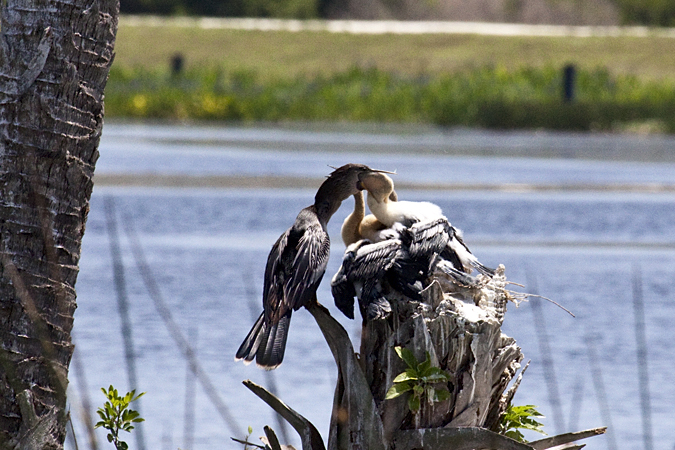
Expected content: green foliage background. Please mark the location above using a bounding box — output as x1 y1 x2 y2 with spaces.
121 0 323 17
105 64 675 132
119 0 675 26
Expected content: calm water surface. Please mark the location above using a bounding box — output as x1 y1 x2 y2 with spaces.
68 124 675 450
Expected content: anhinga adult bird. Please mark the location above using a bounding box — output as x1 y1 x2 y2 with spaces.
235 164 390 370
360 171 495 277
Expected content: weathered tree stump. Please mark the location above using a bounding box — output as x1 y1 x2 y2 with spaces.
349 265 523 439
241 265 606 450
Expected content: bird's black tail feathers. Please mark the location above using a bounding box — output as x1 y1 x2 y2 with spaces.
235 312 291 370
471 261 496 277
435 259 482 287
235 312 264 363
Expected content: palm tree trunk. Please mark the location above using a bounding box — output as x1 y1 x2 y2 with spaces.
0 0 118 447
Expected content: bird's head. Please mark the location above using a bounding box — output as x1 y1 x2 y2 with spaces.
358 171 396 203
314 164 395 221
316 164 394 204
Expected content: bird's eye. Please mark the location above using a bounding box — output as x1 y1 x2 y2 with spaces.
357 180 364 190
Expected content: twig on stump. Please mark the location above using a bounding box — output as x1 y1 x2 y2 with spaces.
529 427 607 449
243 380 325 450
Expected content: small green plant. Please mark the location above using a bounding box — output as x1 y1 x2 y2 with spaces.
95 385 146 450
231 425 266 449
500 404 546 442
385 346 452 413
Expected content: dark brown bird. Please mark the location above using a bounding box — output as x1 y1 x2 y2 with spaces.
235 164 391 369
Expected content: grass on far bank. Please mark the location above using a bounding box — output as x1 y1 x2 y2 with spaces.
108 17 675 132
105 64 675 132
115 18 675 82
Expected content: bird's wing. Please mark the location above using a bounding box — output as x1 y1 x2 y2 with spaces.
408 217 451 258
331 240 370 320
331 271 356 320
349 239 401 280
445 225 495 276
262 228 291 322
286 222 331 310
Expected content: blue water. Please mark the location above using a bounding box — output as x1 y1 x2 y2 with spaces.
68 124 675 450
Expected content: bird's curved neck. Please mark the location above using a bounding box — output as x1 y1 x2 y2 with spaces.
314 172 359 225
314 196 342 226
341 192 366 246
366 190 396 226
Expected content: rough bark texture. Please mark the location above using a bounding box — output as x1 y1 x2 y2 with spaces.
357 265 523 442
0 0 118 447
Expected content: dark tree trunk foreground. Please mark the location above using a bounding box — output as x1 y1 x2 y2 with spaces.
0 0 118 448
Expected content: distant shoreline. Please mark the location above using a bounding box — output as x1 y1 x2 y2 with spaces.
93 172 675 192
120 15 675 38
101 121 675 163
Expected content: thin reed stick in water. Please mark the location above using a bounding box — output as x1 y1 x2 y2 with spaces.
526 271 565 435
586 336 618 450
122 212 243 437
183 326 198 450
632 265 653 450
104 196 147 450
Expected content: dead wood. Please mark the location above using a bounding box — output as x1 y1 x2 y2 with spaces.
392 426 534 450
359 265 524 437
242 262 607 450
529 427 607 449
243 380 325 450
306 302 387 450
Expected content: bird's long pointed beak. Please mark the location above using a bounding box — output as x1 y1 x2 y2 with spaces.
372 168 396 174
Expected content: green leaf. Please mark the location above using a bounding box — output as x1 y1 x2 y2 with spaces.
408 395 421 412
510 405 544 417
420 365 442 376
124 410 140 421
395 346 419 370
385 382 412 399
433 388 450 402
518 420 546 433
421 371 451 383
392 372 416 383
248 425 253 435
417 354 431 374
501 403 547 440
505 429 525 442
405 368 420 378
